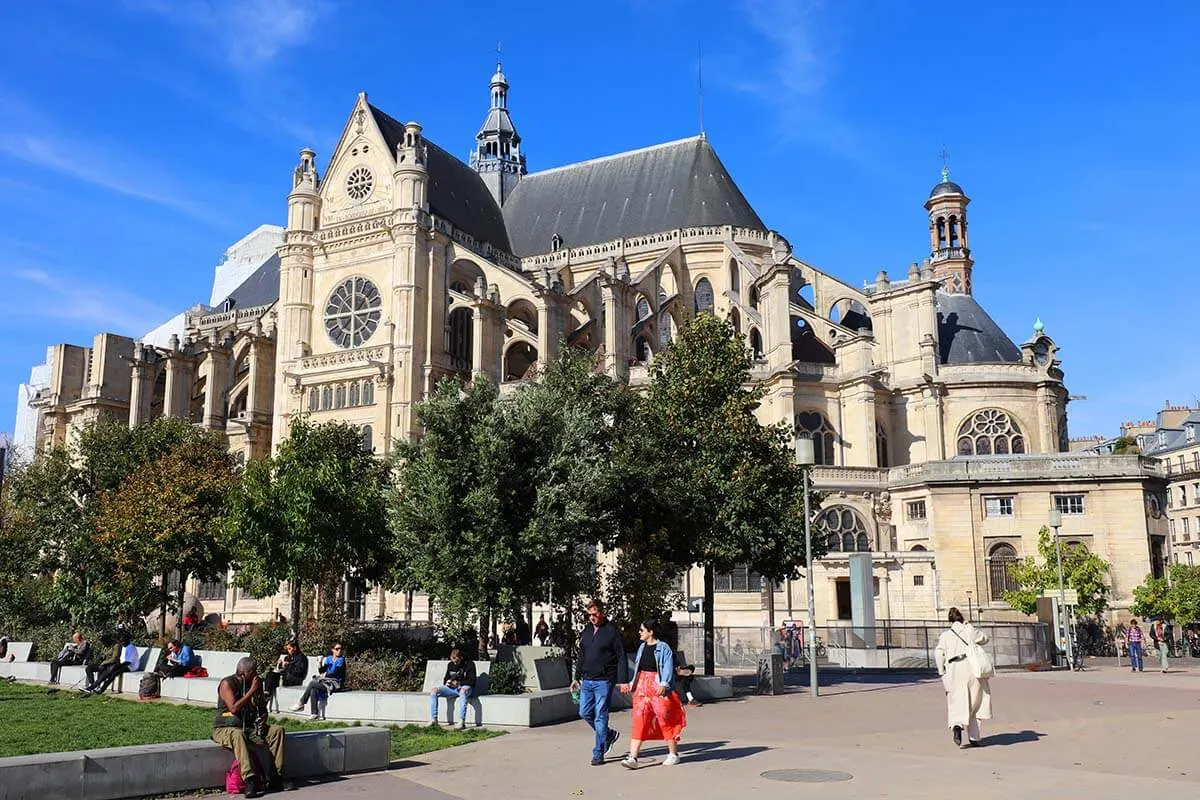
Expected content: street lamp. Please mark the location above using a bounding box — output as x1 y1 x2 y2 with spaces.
1048 507 1073 671
796 436 819 698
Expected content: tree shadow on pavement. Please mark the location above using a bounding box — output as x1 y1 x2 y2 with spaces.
982 730 1044 747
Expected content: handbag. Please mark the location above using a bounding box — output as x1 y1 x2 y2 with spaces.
952 627 995 680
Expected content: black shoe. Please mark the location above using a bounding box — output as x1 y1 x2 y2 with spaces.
952 726 962 747
590 757 604 766
243 776 265 798
605 730 619 754
268 774 297 792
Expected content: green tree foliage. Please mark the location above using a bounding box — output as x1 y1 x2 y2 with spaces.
1004 527 1112 616
4 418 203 628
225 418 389 637
600 544 686 646
1131 565 1200 622
388 349 632 632
1111 436 1140 455
95 431 240 632
628 313 813 672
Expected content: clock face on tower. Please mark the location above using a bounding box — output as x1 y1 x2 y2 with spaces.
324 277 382 349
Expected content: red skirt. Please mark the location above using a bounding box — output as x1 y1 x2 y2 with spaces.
630 670 687 742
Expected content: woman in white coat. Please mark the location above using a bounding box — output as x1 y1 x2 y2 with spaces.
934 607 992 748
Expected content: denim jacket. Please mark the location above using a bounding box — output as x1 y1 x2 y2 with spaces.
631 640 675 691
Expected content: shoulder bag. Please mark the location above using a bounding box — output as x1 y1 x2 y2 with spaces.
952 627 995 680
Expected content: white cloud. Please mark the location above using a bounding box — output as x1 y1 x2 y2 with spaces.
3 265 176 337
131 0 326 69
0 133 225 226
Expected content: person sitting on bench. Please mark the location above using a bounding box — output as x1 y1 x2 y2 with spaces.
212 657 294 797
156 639 195 678
50 631 92 684
289 642 346 720
263 640 308 703
83 632 138 694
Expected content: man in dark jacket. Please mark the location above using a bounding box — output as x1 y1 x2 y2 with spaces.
429 648 477 729
570 599 625 766
263 640 308 701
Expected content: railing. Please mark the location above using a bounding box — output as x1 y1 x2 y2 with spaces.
887 454 1162 486
674 621 1052 671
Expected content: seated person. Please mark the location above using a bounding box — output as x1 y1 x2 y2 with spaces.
49 631 92 685
182 611 199 631
0 635 14 663
675 658 700 707
212 657 293 797
84 632 138 694
289 643 346 720
429 648 477 729
263 640 308 699
156 639 195 678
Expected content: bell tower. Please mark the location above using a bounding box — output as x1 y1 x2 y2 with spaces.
923 164 973 294
469 62 527 206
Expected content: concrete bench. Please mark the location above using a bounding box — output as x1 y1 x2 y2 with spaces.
1 641 34 662
0 727 390 800
191 649 250 677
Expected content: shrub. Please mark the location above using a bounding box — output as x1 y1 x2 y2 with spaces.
487 660 526 695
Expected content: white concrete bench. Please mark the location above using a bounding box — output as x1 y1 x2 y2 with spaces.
0 726 390 800
1 641 34 662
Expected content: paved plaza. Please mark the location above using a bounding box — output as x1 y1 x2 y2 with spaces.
200 661 1200 799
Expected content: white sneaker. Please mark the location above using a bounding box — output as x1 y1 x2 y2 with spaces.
456 720 466 730
288 703 304 712
663 753 680 766
621 756 640 770
309 713 320 721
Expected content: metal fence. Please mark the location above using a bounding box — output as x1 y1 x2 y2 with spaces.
675 622 1052 671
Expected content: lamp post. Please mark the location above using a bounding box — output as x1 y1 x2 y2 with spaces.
796 437 819 698
1049 507 1073 670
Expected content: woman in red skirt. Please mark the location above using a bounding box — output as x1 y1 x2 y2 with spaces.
618 619 687 768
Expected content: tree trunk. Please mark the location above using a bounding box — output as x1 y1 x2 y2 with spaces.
703 563 715 676
480 609 491 658
159 571 169 641
177 578 186 636
289 578 301 640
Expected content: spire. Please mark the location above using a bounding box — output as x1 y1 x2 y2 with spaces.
471 59 526 206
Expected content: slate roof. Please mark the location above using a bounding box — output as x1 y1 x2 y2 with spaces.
929 179 964 198
369 105 513 254
501 136 766 258
936 292 1022 365
216 253 280 310
1140 412 1200 457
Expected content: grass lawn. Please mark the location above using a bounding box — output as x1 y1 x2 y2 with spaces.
0 683 502 761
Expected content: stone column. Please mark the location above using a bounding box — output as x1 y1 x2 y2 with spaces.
761 264 793 371
163 337 194 420
201 334 232 431
128 342 153 428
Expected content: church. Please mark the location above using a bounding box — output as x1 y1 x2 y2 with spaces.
14 65 1169 632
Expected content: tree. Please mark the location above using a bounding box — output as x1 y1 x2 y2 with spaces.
0 468 54 633
95 432 240 636
1004 527 1112 617
1131 565 1200 622
226 418 390 638
388 349 632 639
629 314 813 674
1111 436 1140 455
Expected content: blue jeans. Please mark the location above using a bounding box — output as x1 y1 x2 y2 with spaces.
578 679 613 760
1129 642 1143 671
430 685 472 722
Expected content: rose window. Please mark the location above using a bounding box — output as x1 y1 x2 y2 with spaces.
957 408 1025 456
324 277 382 349
345 166 374 202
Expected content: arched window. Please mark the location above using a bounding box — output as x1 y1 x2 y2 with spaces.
796 411 837 466
936 217 947 248
634 336 651 364
658 312 675 351
636 296 651 321
361 425 373 453
749 285 760 309
694 278 715 314
334 385 346 409
348 382 360 407
949 215 960 248
321 386 333 410
988 543 1019 601
957 409 1025 457
729 258 740 295
504 342 539 381
308 387 319 412
749 328 764 360
876 423 889 468
818 507 869 553
362 379 374 405
729 307 741 334
910 544 928 552
447 307 473 372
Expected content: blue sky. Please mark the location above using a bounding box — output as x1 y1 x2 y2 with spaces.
2 0 1198 444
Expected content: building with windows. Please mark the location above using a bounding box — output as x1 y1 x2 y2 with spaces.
12 65 1167 628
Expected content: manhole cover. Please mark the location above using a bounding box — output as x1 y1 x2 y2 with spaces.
761 769 854 783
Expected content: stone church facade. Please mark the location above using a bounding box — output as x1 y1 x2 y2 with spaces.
16 66 1168 629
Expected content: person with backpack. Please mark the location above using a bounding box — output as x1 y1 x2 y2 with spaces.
934 606 993 749
212 657 293 797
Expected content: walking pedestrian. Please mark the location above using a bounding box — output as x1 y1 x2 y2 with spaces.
618 619 687 769
1125 619 1145 672
570 599 625 766
1152 620 1170 673
934 606 992 749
